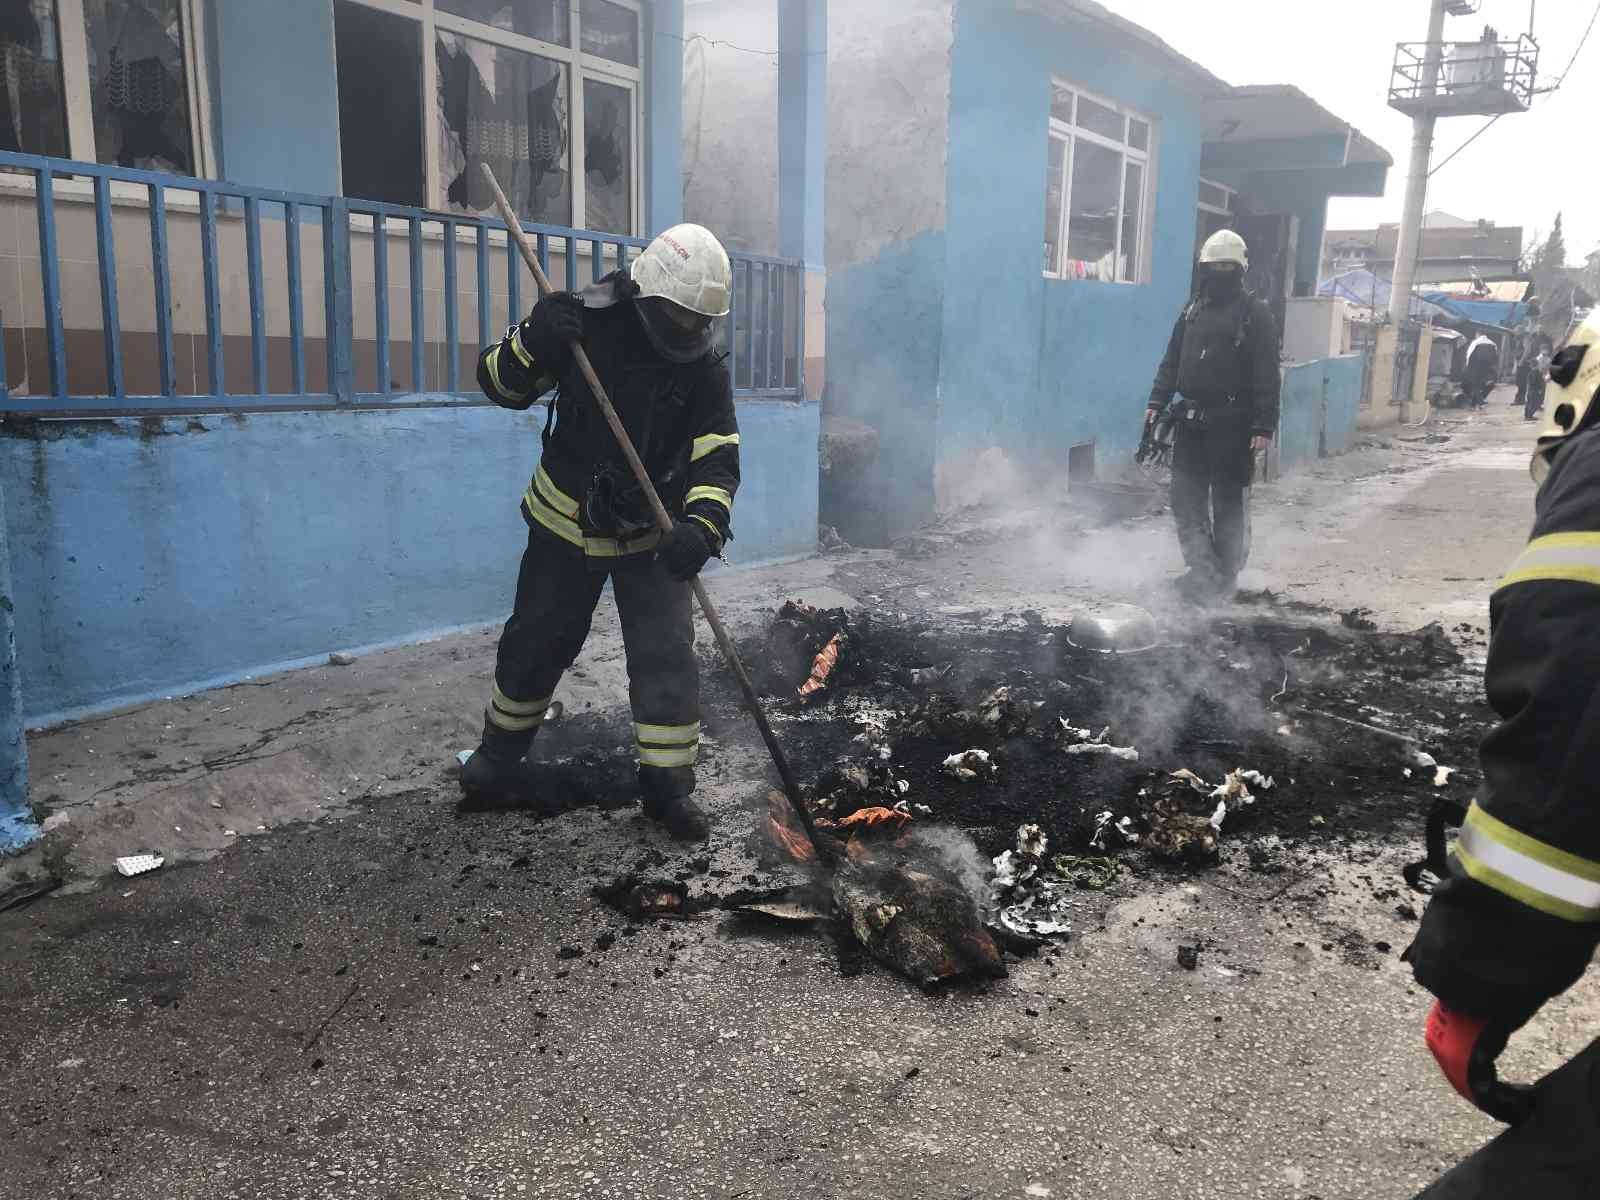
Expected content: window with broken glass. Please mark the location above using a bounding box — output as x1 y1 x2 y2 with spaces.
336 0 642 235
1 0 206 174
1043 81 1154 284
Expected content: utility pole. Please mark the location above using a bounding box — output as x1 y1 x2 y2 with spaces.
1388 0 1450 324
1386 3 1538 323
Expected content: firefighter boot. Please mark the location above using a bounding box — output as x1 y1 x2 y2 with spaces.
639 768 711 841
1173 570 1221 605
458 722 537 812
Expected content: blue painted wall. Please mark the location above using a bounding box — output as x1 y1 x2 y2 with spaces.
1322 354 1363 457
3 400 815 726
723 400 820 570
0 473 35 850
823 231 947 544
778 0 827 269
645 0 685 232
207 0 342 196
939 2 1210 473
1275 354 1363 473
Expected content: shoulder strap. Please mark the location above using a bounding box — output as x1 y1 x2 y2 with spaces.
1234 292 1256 347
540 391 558 450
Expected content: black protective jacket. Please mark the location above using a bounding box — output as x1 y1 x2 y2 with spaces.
1148 289 1281 438
1408 425 1600 1028
477 273 739 564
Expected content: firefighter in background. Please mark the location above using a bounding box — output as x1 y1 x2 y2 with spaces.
459 224 739 841
1405 310 1600 1196
1145 229 1280 602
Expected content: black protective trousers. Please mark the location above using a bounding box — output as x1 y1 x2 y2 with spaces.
482 527 699 797
1169 415 1254 588
1413 1037 1600 1197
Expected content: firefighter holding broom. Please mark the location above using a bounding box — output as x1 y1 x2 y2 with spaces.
458 223 739 841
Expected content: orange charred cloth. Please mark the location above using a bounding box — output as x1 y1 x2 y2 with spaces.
798 633 843 698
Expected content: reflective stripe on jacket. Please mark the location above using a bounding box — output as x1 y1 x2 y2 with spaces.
477 273 739 564
1408 427 1600 1026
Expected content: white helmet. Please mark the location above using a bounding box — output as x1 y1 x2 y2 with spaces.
1534 311 1600 482
631 223 732 318
1199 229 1249 270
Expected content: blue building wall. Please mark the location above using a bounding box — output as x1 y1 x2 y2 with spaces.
207 0 342 196
3 400 816 726
0 473 34 850
1275 354 1363 474
645 0 686 232
822 231 947 543
939 2 1210 473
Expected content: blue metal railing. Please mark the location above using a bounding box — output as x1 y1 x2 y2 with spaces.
0 150 805 415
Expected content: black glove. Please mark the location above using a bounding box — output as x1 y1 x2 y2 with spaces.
1136 408 1166 466
519 292 585 373
658 520 716 581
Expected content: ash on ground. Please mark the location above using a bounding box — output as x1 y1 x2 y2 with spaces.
719 597 1483 867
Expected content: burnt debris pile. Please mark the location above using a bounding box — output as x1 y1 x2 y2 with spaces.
725 598 1484 871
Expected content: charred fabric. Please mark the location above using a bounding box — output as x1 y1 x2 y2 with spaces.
681 598 1483 990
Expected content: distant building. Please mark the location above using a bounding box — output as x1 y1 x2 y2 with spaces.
1321 211 1522 285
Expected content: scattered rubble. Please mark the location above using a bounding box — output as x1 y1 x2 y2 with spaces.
711 598 1488 987
115 854 164 878
941 749 995 782
735 899 829 923
1089 810 1139 851
833 860 1006 988
1135 768 1278 862
817 524 851 554
810 758 909 817
989 825 1075 939
1065 742 1140 763
1142 789 1222 863
908 687 1042 742
755 601 853 695
593 874 688 919
1055 718 1139 761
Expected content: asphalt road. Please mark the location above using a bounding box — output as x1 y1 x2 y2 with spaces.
5 401 1595 1199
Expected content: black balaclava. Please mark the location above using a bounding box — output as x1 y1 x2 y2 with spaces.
1201 264 1245 303
634 296 717 365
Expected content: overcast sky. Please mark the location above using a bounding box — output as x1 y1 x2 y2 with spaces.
1108 0 1598 265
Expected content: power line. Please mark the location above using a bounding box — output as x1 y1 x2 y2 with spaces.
1550 0 1600 90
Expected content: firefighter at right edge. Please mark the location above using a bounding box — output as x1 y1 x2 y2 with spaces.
459 224 738 841
1405 310 1600 1197
1145 229 1279 603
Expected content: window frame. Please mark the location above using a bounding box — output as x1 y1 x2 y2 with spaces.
339 0 644 236
1197 176 1234 218
45 0 215 178
1044 80 1156 285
